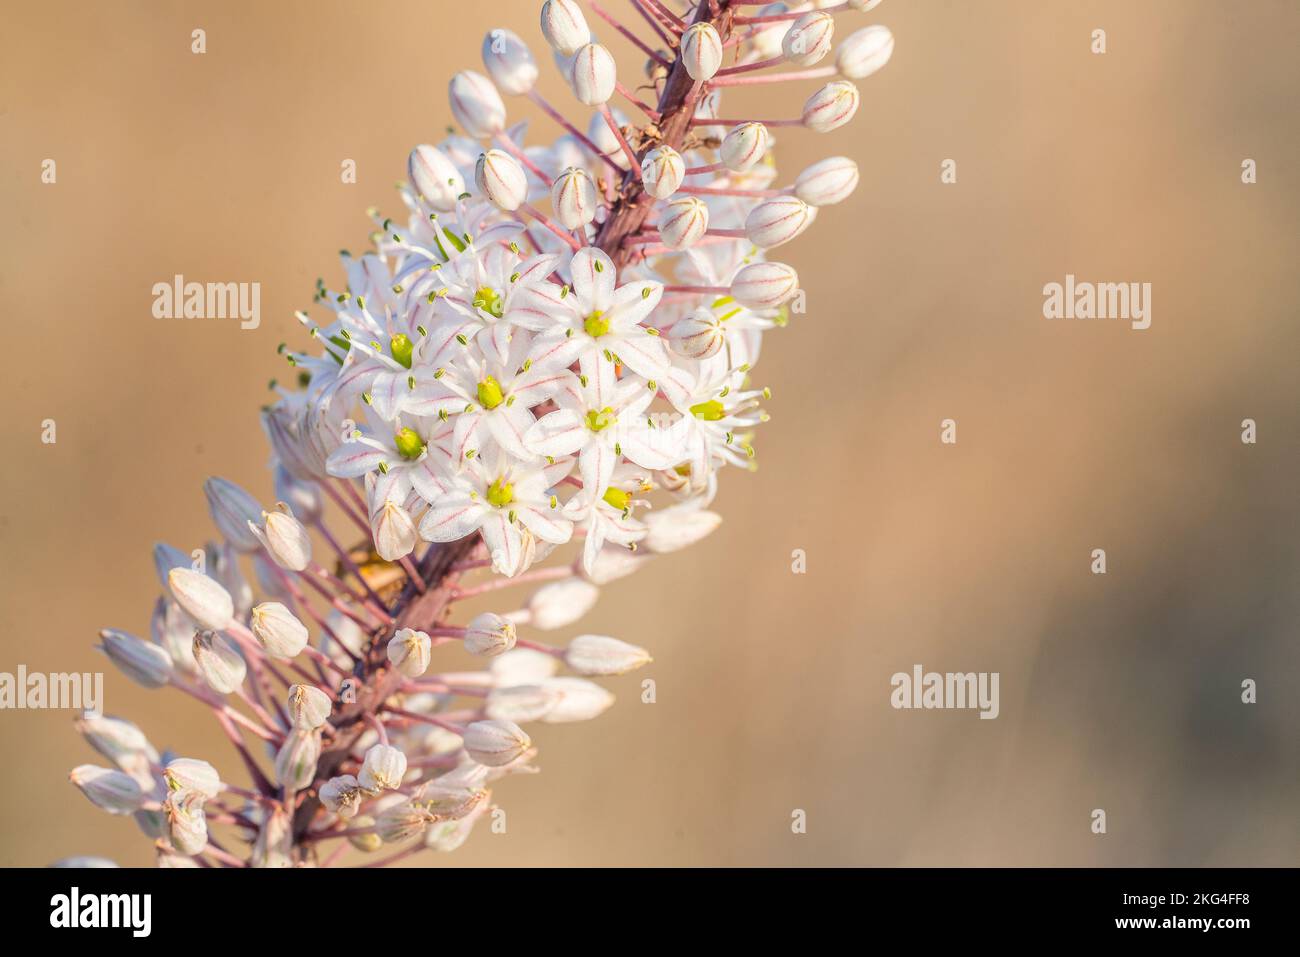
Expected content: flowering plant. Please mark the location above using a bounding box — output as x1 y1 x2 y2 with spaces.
65 0 893 868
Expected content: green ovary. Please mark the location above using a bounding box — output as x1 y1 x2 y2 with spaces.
486 477 514 508
603 487 631 511
473 286 504 319
477 376 505 410
394 427 424 460
584 310 610 338
689 399 726 421
585 407 617 432
389 334 414 369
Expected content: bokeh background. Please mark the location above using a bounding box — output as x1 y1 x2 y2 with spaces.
2 0 1297 867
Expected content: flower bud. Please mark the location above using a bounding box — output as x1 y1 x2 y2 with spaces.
52 856 119 868
746 3 792 60
349 815 384 852
847 0 884 10
474 149 529 212
77 714 158 770
783 12 835 66
721 122 770 173
570 43 616 106
730 261 800 309
252 806 293 868
371 497 417 562
168 567 234 631
250 601 309 659
588 109 631 170
164 758 222 800
387 627 433 677
164 791 208 856
745 195 815 248
578 544 650 584
482 28 538 95
802 79 860 132
320 774 363 819
358 743 407 794
375 802 437 843
156 847 200 868
641 145 685 200
837 24 894 79
152 542 190 593
564 634 652 675
526 577 600 630
551 166 599 230
408 144 467 212
209 541 253 619
644 507 723 552
681 22 724 81
490 648 559 686
203 477 263 552
449 70 506 138
541 676 616 723
463 613 517 657
463 719 531 767
249 503 312 571
288 683 332 730
659 196 709 250
99 628 173 689
668 307 725 359
273 463 323 525
486 684 562 723
70 765 145 814
152 598 197 676
425 798 489 851
422 785 488 820
541 0 590 57
795 156 859 206
274 729 321 792
192 630 246 695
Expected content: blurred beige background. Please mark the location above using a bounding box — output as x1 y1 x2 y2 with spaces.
2 0 1298 866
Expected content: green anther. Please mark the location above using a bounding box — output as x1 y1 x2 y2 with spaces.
455 334 468 346
443 229 468 253
377 461 389 474
486 477 514 508
509 272 520 284
690 399 726 421
711 295 736 309
603 487 632 511
642 286 651 299
509 242 521 254
549 494 558 509
718 307 741 323
585 407 617 432
416 325 428 337
390 333 414 368
584 311 610 337
507 509 518 525
473 286 505 319
407 375 416 390
477 376 505 410
362 392 374 405
394 428 424 461
356 295 366 310
594 260 604 273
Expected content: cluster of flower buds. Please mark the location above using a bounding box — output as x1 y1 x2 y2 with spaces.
68 0 891 867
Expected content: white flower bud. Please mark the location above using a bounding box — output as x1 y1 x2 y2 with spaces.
209 542 252 619
164 791 209 855
152 542 189 592
746 3 792 60
474 149 529 212
376 801 437 843
408 144 466 212
564 634 652 675
668 307 725 359
570 43 616 106
588 109 630 170
837 24 894 79
802 79 860 132
168 566 234 631
551 166 599 230
320 774 363 819
425 798 489 851
387 627 433 677
358 743 407 794
69 765 145 814
349 814 384 852
98 628 173 689
464 719 531 767
203 477 263 552
192 630 246 695
526 577 600 630
681 22 724 80
541 0 590 57
644 507 723 552
482 28 538 96
579 544 651 584
449 70 506 138
486 684 562 723
371 498 417 562
152 598 197 676
783 12 835 66
77 715 159 777
164 758 222 800
273 462 323 525
463 613 518 657
135 807 166 840
847 0 884 10
730 261 800 310
52 857 119 868
541 676 616 723
249 503 312 572
250 601 309 659
288 683 332 730
659 196 709 249
274 729 321 792
745 195 815 248
490 648 559 686
795 156 859 206
251 806 293 868
721 122 770 172
641 145 685 200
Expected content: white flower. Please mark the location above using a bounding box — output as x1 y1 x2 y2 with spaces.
563 634 652 675
387 627 433 677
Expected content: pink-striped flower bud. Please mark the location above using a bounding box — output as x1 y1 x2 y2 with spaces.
482 28 538 96
70 765 145 815
288 683 332 730
250 601 309 659
551 166 599 229
526 577 600 630
668 308 725 360
99 628 173 689
475 149 528 211
659 196 709 250
274 729 321 791
681 22 724 81
570 43 616 106
837 25 894 79
168 567 234 631
795 156 860 206
371 497 417 562
783 12 835 67
745 195 816 248
320 774 363 819
721 122 770 173
464 719 532 767
164 758 222 800
249 503 312 572
641 145 685 200
541 0 590 57
464 612 518 658
802 79 860 132
408 144 466 212
376 801 437 843
449 71 506 138
747 3 793 60
204 477 263 552
564 634 652 676
387 627 432 677
730 261 800 309
192 630 246 694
